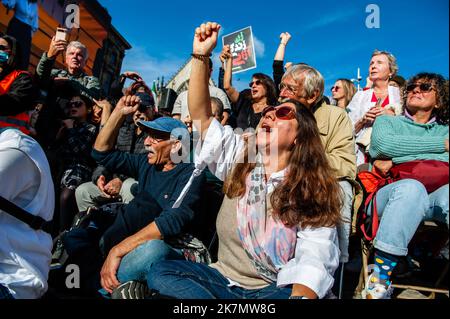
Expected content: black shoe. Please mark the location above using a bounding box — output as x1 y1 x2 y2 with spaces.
111 281 152 299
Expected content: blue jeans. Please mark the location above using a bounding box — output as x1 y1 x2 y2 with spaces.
373 180 449 256
117 239 184 285
148 260 292 299
100 239 184 297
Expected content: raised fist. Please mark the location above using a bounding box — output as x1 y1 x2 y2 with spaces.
280 32 292 45
193 22 221 56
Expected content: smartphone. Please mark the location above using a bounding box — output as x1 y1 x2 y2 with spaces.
55 27 68 41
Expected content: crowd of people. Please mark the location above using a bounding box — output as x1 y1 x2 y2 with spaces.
0 16 448 301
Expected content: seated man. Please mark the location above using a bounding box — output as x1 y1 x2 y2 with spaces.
75 92 156 211
0 127 55 299
88 95 206 296
363 72 449 299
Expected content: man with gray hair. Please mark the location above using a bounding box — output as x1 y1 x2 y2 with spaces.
279 64 357 265
36 36 100 101
35 35 101 147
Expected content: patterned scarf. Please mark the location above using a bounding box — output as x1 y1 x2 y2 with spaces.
236 154 297 282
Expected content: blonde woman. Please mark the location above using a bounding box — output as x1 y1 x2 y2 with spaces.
331 79 357 110
347 50 402 165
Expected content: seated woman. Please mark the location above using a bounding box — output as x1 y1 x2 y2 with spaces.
147 22 342 300
364 72 449 299
331 79 357 111
220 45 277 131
347 50 402 166
56 94 97 234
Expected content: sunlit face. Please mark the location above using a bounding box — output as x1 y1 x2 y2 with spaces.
331 80 345 101
65 46 86 74
250 77 267 101
406 79 438 114
68 96 89 120
257 102 298 154
144 131 175 166
279 74 310 107
369 54 391 82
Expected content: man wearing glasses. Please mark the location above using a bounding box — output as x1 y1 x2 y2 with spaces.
279 64 356 266
90 95 206 297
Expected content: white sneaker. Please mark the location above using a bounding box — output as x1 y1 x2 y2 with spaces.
362 274 393 299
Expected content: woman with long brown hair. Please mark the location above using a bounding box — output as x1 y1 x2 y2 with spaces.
145 22 342 300
331 79 357 110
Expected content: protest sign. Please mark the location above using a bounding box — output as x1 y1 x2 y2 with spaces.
222 26 257 74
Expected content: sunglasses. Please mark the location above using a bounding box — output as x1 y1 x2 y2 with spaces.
406 82 435 93
68 101 84 108
0 45 10 51
331 86 341 92
262 105 296 120
249 80 262 88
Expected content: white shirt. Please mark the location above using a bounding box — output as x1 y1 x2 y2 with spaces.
190 119 340 298
0 129 55 299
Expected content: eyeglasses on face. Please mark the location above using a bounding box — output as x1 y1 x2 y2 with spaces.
278 82 298 95
0 44 10 51
406 82 435 93
331 86 341 92
262 105 296 120
68 101 84 108
249 80 263 88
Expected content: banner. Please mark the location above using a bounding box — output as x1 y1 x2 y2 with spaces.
222 26 257 74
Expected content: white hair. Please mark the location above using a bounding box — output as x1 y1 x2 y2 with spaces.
67 41 88 62
282 64 325 99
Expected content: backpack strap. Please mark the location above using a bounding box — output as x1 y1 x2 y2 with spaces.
0 195 47 231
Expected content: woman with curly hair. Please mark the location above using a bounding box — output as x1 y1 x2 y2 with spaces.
146 22 342 300
362 72 449 299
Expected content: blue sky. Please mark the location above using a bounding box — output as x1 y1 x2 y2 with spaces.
98 0 449 94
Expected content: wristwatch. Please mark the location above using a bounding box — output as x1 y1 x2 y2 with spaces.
289 296 309 299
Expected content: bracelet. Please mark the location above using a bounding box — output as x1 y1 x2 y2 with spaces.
191 53 212 62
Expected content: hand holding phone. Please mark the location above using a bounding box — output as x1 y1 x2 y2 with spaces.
55 27 68 42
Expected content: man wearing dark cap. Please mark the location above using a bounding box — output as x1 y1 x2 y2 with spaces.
90 95 205 297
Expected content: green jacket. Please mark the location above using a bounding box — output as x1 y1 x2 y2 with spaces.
36 52 101 100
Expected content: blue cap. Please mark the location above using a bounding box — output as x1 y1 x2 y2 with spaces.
137 117 189 141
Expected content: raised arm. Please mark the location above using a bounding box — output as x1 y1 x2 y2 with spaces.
273 32 291 93
94 95 140 152
274 32 291 61
220 45 239 103
189 22 221 135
